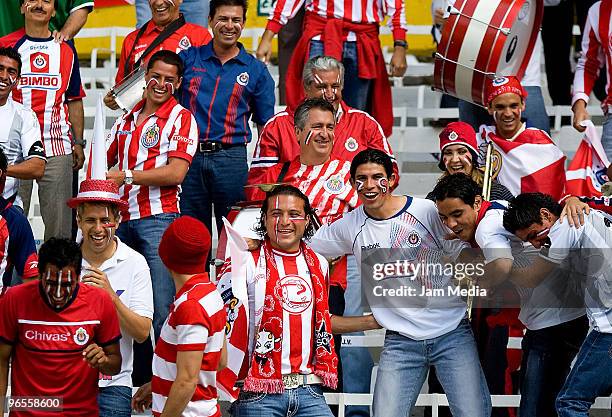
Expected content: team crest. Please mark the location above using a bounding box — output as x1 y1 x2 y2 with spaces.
406 230 422 247
141 125 160 148
236 72 249 86
315 320 333 354
275 275 313 314
448 131 459 141
178 35 191 50
32 53 47 70
345 137 359 152
492 77 509 87
73 327 89 346
323 174 345 195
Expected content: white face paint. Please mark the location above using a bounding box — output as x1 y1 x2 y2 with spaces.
164 81 175 95
56 270 62 299
355 180 365 192
304 130 313 146
8 75 16 87
274 197 280 244
377 178 389 194
146 77 159 90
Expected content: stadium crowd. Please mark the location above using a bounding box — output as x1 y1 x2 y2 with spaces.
0 0 610 417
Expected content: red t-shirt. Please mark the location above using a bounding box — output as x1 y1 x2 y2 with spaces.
0 281 121 417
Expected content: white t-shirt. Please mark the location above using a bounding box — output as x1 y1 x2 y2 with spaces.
476 202 585 330
541 211 612 333
82 237 154 387
309 196 468 340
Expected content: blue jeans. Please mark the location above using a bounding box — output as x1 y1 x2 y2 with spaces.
117 212 179 339
231 385 334 417
135 0 210 28
372 319 491 417
340 255 374 417
555 330 612 417
179 146 248 236
601 113 612 162
309 40 372 112
98 385 132 417
519 315 588 417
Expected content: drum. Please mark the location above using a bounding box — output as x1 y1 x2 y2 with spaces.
110 66 146 112
433 0 543 107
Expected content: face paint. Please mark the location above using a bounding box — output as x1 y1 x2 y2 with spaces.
304 130 313 146
377 177 389 194
8 75 16 87
44 269 52 303
56 270 62 299
164 81 175 95
146 78 159 90
535 228 550 237
274 197 280 244
355 180 365 192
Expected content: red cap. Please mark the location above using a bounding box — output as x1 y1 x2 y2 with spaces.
485 76 528 105
67 179 128 210
158 216 211 275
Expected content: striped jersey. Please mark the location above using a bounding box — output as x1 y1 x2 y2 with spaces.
572 0 612 112
250 101 398 184
1 30 86 157
177 43 275 145
106 97 198 221
152 274 226 417
266 0 407 40
246 157 359 224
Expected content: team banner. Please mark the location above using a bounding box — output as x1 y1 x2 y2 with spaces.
566 120 610 197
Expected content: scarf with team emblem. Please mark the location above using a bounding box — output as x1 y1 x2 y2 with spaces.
242 238 338 393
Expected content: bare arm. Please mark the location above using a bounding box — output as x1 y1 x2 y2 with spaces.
54 8 90 41
331 314 381 334
508 256 557 288
7 158 45 180
106 157 190 187
0 344 12 416
218 338 227 371
478 258 513 289
83 342 122 376
160 350 204 417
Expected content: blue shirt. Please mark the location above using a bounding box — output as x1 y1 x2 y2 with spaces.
178 42 275 145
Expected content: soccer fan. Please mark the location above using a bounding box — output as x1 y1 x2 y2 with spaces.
255 0 407 136
502 192 612 417
177 0 275 235
0 0 86 240
135 0 211 29
104 0 212 109
106 50 198 339
67 179 154 417
249 55 398 186
572 0 612 160
132 216 227 417
432 174 588 417
308 149 491 417
0 238 122 417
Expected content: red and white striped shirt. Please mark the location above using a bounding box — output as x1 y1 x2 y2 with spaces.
266 0 407 40
0 30 86 157
152 274 226 417
572 0 612 111
106 97 198 221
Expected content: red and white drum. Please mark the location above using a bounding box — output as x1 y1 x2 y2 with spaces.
433 0 543 107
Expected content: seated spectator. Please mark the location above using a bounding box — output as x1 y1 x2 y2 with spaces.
250 55 398 186
104 0 211 109
106 50 198 340
68 179 154 417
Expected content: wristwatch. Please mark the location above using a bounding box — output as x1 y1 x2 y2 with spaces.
74 138 87 147
124 170 134 185
394 40 408 48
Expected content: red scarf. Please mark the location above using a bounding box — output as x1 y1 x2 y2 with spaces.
243 239 338 393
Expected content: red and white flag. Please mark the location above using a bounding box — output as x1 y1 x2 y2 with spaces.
478 126 567 200
566 121 610 197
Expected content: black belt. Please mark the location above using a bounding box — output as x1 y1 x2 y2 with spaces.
197 141 244 153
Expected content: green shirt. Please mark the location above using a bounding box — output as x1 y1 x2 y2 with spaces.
0 0 94 37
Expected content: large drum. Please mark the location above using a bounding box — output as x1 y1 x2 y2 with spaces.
433 0 543 107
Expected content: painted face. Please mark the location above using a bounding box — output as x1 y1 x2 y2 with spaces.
442 144 474 175
514 223 552 249
488 92 525 139
265 195 309 252
77 203 119 255
41 265 78 309
297 108 335 159
149 0 181 27
0 56 19 103
21 0 55 23
144 60 181 106
209 5 245 49
436 197 480 242
304 70 343 110
352 162 395 211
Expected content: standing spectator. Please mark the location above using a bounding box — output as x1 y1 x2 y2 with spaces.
105 0 212 109
0 238 122 417
131 216 227 417
572 0 612 159
136 0 212 29
106 50 198 340
255 0 407 137
177 0 275 235
250 55 398 186
0 0 94 40
68 179 154 417
0 0 86 240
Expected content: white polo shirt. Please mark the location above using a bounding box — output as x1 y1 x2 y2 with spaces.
82 237 154 388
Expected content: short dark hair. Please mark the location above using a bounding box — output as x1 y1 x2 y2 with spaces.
209 0 248 20
431 173 481 206
147 50 184 78
350 149 393 179
503 193 562 234
0 47 22 75
38 238 83 278
254 184 317 240
294 98 335 130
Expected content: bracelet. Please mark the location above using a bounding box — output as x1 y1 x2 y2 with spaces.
393 40 407 48
74 138 87 147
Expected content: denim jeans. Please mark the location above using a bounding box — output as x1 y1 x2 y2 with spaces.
179 146 248 236
601 113 612 162
556 330 612 417
519 315 588 417
309 40 373 112
135 0 210 28
116 212 179 339
231 385 334 417
98 385 132 417
372 319 491 417
340 255 374 417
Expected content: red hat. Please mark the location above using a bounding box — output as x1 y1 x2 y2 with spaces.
67 179 128 210
485 76 528 105
158 216 211 275
438 122 479 171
